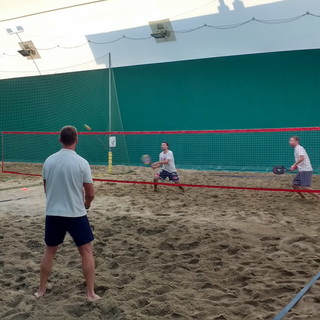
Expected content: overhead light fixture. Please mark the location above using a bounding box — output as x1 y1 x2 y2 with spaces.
17 41 40 59
17 41 35 57
151 24 170 39
6 26 24 35
151 30 168 39
18 49 35 57
6 26 42 75
149 19 176 43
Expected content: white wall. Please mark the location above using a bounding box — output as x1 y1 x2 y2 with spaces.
0 0 319 79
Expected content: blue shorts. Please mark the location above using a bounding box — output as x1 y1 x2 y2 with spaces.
157 170 180 182
45 215 94 247
293 171 313 187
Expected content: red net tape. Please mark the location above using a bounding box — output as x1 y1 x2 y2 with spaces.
3 126 320 135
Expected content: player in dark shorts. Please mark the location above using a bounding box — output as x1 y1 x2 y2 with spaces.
35 126 101 302
152 142 184 192
289 136 319 199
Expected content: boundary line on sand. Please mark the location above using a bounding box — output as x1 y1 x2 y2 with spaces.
3 171 320 193
273 272 320 320
0 196 31 203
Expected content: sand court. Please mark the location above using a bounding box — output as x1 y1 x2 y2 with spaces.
1 170 320 319
2 1 320 318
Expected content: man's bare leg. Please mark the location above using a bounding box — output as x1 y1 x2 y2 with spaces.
292 184 306 199
35 245 58 298
302 186 320 199
175 181 185 193
78 242 101 302
153 177 159 192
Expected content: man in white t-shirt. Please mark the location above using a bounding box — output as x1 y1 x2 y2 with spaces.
151 142 184 192
289 136 319 199
35 126 100 302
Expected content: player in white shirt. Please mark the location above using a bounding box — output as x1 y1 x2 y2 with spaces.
35 126 100 302
289 136 319 199
151 142 184 193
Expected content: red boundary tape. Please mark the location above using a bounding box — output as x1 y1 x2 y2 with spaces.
2 170 320 193
2 126 320 135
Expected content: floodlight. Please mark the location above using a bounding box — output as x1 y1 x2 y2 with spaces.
151 30 168 39
18 49 31 57
5 26 42 74
149 20 175 42
6 26 24 34
151 25 169 39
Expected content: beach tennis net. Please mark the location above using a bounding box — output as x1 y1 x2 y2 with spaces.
2 128 320 191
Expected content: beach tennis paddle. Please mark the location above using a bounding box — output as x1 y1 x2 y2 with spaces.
272 165 297 175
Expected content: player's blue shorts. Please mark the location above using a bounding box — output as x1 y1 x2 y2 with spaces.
293 171 313 187
45 215 94 247
157 170 180 182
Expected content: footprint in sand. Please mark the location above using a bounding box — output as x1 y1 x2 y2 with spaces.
155 213 170 217
137 297 150 308
208 293 238 304
285 235 317 245
159 241 175 251
153 284 172 295
226 245 242 255
201 283 226 292
260 236 281 242
109 261 119 270
65 303 90 318
20 252 32 260
170 312 185 319
213 316 227 320
25 239 42 250
140 301 172 317
136 225 167 236
96 284 109 295
6 312 30 320
176 241 200 251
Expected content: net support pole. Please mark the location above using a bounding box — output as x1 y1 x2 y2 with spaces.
1 131 4 172
108 150 113 174
108 52 113 174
